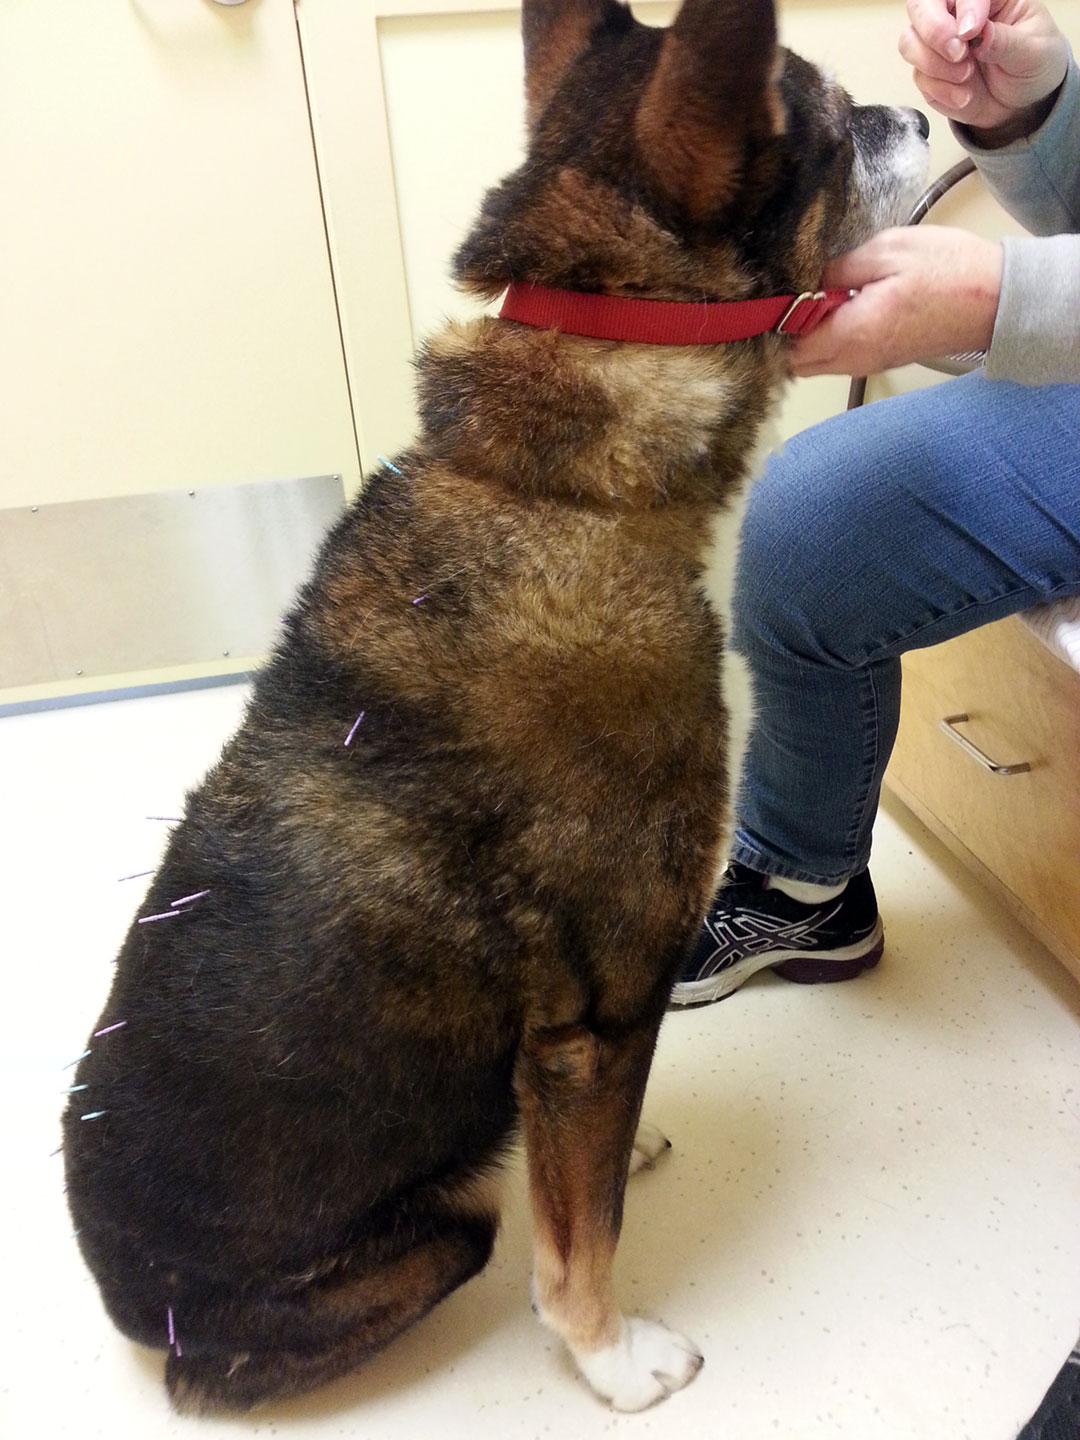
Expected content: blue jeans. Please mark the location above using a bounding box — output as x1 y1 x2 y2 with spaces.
730 370 1080 886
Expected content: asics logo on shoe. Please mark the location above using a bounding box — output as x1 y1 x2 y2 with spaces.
699 901 845 975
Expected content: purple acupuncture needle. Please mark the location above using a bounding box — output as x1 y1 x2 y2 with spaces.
170 890 210 908
344 711 366 747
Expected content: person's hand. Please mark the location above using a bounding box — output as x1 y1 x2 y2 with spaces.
900 0 1069 138
789 225 1003 377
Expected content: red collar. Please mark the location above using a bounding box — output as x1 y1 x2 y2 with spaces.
498 281 849 345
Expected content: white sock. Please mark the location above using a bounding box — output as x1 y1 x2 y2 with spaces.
765 874 847 905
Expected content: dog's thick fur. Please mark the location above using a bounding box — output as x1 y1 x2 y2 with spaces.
64 0 927 1414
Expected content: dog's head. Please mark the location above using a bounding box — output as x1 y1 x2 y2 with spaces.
454 0 928 305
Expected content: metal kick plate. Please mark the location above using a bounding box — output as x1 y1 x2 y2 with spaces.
0 475 345 690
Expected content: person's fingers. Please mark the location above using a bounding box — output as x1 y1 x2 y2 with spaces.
912 67 976 116
898 22 974 84
953 0 992 43
818 233 905 291
787 322 842 376
788 312 864 376
977 14 1058 72
906 0 968 60
974 16 1030 66
788 354 833 377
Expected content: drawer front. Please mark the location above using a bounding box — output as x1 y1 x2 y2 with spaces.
889 617 1080 959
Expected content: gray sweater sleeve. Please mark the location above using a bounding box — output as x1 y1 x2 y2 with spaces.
952 51 1080 385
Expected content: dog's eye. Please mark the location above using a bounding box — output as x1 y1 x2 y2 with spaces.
815 104 854 165
830 125 855 160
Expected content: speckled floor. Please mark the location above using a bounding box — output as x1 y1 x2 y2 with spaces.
3 683 1078 1439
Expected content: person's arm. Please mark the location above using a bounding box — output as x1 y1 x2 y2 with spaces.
955 45 1080 233
792 0 1079 385
981 230 1080 383
953 48 1080 383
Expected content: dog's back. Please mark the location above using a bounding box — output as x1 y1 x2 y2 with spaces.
65 0 927 1415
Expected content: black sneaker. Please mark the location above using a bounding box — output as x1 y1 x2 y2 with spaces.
669 863 884 1008
1016 1332 1080 1440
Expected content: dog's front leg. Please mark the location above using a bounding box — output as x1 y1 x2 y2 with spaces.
514 1021 702 1411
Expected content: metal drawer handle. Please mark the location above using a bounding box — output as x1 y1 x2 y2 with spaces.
939 713 1031 776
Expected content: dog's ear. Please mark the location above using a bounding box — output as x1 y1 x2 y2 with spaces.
522 0 624 131
635 0 783 218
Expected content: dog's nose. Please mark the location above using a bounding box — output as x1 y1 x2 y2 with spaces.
913 108 931 140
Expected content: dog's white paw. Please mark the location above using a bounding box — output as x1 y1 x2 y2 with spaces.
628 1120 671 1175
574 1316 703 1411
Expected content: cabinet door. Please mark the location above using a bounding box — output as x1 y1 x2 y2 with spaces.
888 619 1080 977
0 0 358 509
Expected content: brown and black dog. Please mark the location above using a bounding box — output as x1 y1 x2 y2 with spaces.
64 0 927 1415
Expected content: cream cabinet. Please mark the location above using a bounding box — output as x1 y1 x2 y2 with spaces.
0 0 360 708
0 0 358 511
887 619 1080 981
